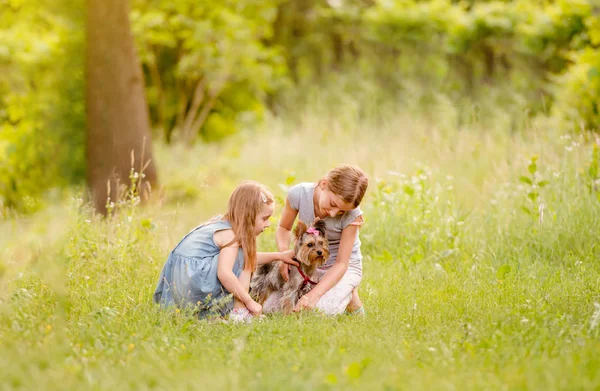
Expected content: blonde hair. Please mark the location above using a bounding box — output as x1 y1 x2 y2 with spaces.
321 165 369 208
222 181 274 271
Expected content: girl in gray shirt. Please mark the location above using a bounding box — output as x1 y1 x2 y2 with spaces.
274 165 369 315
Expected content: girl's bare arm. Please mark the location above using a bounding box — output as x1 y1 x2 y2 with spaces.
276 199 299 280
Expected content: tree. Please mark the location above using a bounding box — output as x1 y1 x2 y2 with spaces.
86 0 158 215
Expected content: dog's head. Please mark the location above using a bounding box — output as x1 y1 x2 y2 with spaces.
293 219 330 267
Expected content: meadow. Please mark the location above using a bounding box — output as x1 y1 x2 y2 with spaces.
1 101 600 390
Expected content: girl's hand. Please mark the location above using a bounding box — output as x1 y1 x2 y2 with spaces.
245 299 263 316
278 250 298 267
293 293 318 312
279 262 290 282
278 250 297 281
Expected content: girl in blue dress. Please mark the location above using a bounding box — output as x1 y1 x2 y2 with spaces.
153 181 297 321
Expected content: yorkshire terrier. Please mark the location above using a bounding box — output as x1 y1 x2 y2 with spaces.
250 219 330 314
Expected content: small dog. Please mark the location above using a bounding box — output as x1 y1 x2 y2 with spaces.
251 219 329 314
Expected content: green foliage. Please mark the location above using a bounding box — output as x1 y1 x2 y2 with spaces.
347 0 591 93
130 0 288 144
363 169 465 266
553 14 600 132
586 143 600 199
518 156 549 218
262 0 598 131
0 0 84 214
1 0 600 214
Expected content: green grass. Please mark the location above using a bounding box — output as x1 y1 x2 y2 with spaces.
1 106 600 390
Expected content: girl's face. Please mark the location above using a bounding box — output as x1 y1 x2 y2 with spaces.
254 203 274 236
317 181 355 218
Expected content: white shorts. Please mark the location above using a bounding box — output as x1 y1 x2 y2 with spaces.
315 261 362 315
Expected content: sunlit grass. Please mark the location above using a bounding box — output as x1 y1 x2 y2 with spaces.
1 102 599 390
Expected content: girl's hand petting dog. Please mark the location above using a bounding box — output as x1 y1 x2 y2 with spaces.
278 249 298 267
279 262 291 282
277 250 299 281
293 293 318 312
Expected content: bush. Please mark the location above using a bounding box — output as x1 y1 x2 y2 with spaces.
0 0 85 214
553 14 600 132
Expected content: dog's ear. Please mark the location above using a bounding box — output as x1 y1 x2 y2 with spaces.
313 218 327 237
293 220 307 240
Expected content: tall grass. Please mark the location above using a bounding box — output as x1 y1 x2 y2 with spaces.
1 99 599 390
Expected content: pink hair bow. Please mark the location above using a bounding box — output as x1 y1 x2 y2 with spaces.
306 227 320 236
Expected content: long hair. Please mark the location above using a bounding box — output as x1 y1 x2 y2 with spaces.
320 165 369 208
222 181 274 271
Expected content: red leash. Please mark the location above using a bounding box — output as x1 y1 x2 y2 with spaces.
293 258 318 287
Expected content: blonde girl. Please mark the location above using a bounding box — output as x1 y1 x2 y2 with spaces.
154 181 297 321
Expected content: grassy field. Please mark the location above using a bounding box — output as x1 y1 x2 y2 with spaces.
1 104 600 390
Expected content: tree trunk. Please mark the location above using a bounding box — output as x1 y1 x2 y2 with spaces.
85 0 158 215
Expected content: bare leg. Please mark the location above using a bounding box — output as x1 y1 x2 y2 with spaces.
233 269 252 310
345 287 363 312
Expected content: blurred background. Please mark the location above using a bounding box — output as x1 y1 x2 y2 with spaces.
0 0 599 216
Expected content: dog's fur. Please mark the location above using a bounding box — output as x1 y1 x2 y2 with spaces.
250 219 329 314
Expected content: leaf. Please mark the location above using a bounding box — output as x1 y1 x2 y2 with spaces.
528 156 538 174
285 174 296 186
496 264 512 279
141 218 156 231
527 192 538 202
377 250 394 264
346 362 363 379
537 180 549 188
521 206 532 215
324 374 338 385
589 67 599 80
346 358 371 380
519 176 533 185
403 185 414 196
5 143 17 157
528 163 537 175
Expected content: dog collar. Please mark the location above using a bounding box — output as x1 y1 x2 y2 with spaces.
292 258 319 287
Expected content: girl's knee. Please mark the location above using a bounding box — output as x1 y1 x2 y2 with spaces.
316 293 352 316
